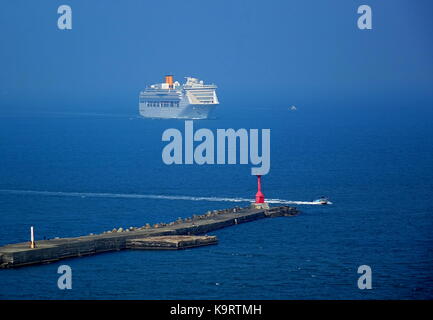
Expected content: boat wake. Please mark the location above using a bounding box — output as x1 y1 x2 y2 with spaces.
0 189 328 205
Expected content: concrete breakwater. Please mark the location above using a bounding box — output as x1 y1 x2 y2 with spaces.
0 205 298 268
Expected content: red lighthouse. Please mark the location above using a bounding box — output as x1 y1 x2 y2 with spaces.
255 175 265 203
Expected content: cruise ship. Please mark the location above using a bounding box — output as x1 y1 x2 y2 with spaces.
139 75 219 119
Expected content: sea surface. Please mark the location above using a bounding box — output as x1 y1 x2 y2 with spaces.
0 98 432 299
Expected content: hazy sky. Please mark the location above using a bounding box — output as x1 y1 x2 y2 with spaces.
0 0 432 110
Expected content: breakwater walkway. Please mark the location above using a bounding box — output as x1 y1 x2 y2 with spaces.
0 205 298 268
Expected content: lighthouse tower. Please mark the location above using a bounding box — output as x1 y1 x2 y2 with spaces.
252 175 269 209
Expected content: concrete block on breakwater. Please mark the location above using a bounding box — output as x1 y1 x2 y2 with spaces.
126 235 218 250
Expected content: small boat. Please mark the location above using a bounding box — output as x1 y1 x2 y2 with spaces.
313 196 331 205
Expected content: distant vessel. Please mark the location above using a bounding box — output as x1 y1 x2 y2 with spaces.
289 105 297 111
313 196 332 205
139 75 219 119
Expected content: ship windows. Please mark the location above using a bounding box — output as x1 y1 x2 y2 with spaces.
145 101 179 108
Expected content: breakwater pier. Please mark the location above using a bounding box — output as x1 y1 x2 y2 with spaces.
0 205 298 268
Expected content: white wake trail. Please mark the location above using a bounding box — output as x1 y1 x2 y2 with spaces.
0 189 325 205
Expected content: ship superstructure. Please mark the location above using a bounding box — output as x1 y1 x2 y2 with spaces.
139 75 219 119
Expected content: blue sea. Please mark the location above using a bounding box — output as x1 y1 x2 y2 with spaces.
0 97 432 299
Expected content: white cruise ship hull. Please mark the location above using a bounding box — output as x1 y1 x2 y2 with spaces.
139 102 217 119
